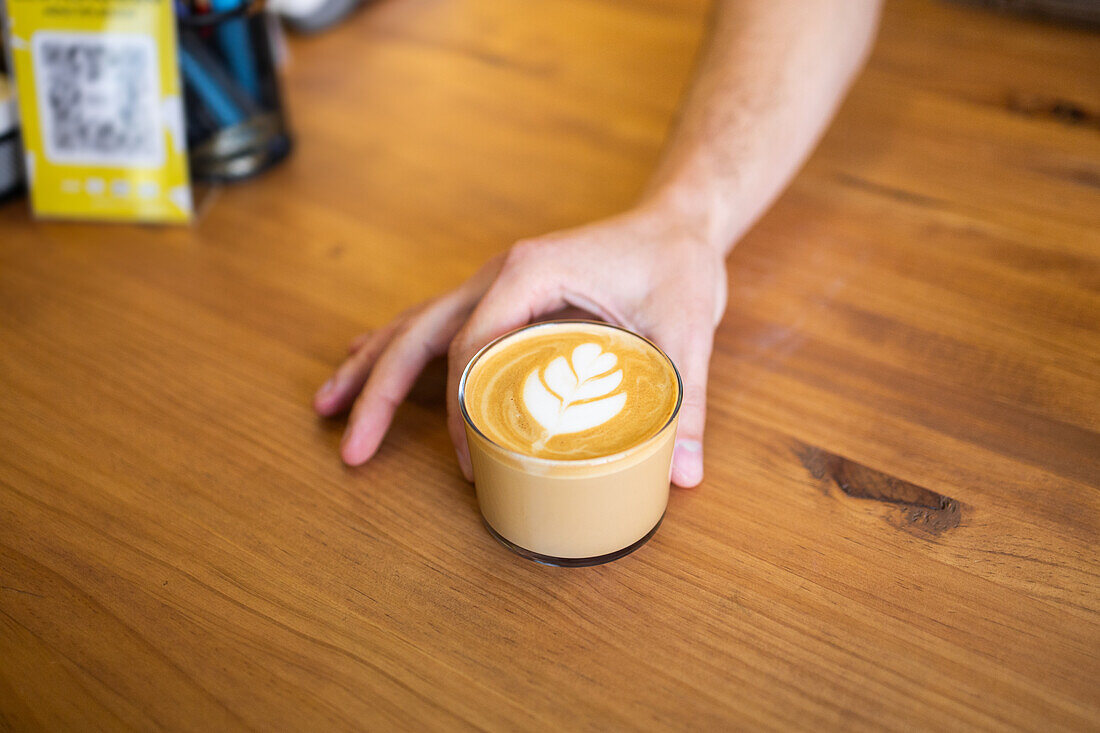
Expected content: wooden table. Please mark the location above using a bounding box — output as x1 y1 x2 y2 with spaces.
2 0 1098 729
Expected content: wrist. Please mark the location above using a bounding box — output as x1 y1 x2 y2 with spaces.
634 183 738 257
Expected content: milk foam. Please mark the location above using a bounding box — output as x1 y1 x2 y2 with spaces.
522 343 627 440
462 322 679 461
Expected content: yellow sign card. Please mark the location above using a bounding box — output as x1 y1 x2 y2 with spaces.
5 0 192 222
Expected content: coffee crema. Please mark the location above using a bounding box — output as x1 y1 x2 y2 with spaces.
463 322 678 460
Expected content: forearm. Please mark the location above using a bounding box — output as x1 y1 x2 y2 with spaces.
642 0 881 255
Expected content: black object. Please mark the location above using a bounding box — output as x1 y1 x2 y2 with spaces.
178 1 293 182
0 121 24 203
0 39 24 202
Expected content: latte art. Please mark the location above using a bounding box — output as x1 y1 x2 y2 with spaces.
463 322 679 461
523 343 626 439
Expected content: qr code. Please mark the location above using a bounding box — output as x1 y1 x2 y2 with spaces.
32 32 164 167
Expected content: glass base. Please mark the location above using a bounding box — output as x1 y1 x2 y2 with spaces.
482 513 664 567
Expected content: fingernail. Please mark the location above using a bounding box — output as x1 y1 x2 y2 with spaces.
676 440 702 454
316 378 335 399
672 440 703 486
458 452 474 482
340 430 358 464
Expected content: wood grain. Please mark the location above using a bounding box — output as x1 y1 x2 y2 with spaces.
1 0 1098 729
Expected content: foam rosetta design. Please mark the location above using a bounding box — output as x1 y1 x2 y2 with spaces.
522 342 627 438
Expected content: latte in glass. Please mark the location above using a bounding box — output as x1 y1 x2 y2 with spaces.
460 321 681 566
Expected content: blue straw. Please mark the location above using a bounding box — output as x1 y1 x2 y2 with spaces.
210 0 260 100
179 46 245 127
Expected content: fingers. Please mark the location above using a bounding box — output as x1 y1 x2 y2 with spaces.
340 297 470 465
446 245 567 480
314 320 402 416
347 331 373 355
650 300 716 489
337 257 507 467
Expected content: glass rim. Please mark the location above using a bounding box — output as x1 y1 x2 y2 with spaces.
458 319 683 467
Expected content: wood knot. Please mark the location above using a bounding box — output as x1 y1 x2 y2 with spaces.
794 443 962 537
1004 93 1100 129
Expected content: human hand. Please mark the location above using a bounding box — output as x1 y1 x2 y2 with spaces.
313 204 728 487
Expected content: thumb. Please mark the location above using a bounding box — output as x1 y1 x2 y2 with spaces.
446 245 567 481
651 308 715 488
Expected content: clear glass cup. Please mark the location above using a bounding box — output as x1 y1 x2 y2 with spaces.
459 321 682 567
